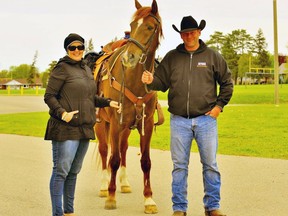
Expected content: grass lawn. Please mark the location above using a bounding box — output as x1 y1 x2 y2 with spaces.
0 88 46 95
157 84 288 104
0 84 287 159
0 104 287 160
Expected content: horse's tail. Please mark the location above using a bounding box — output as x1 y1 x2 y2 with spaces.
91 136 112 173
91 141 101 170
154 100 165 126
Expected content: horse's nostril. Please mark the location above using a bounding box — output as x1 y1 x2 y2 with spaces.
129 53 135 61
122 52 138 68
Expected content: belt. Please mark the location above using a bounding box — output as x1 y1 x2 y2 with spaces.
180 115 193 119
180 114 203 119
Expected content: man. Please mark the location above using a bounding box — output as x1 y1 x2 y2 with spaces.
141 16 233 216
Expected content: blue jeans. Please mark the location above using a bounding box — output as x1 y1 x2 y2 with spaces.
170 114 221 212
50 139 89 216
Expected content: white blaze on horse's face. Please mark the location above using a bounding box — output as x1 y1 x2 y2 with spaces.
135 18 143 32
136 18 143 31
122 18 146 69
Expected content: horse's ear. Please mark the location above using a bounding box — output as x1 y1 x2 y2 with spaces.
151 0 158 15
135 0 142 9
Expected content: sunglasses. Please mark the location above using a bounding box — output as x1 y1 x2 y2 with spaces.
67 45 85 51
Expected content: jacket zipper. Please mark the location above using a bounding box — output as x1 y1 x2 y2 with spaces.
187 53 193 118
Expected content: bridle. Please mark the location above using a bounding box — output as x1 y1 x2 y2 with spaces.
126 13 161 69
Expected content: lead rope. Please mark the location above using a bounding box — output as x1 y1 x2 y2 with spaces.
119 62 126 124
142 56 155 94
141 103 146 136
141 57 148 136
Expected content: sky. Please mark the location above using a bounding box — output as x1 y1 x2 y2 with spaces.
0 0 287 72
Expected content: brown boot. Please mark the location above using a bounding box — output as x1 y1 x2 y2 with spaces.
205 209 226 216
172 211 187 216
63 213 76 216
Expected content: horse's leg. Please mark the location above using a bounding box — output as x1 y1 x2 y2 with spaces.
119 128 132 193
105 121 121 210
95 121 110 197
139 119 158 214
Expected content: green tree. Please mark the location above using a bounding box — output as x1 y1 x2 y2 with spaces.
253 28 271 68
27 51 40 84
9 64 31 79
41 72 49 88
237 53 250 84
42 60 57 88
206 31 225 52
0 69 9 78
229 29 254 54
85 38 94 54
221 36 239 82
206 30 255 84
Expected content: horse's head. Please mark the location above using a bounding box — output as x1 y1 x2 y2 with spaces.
121 0 163 69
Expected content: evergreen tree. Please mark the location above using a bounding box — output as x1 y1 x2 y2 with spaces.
253 28 271 68
27 51 39 84
85 38 94 54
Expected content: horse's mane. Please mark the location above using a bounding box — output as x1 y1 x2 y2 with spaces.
132 6 163 40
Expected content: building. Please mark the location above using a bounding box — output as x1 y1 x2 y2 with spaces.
0 78 43 90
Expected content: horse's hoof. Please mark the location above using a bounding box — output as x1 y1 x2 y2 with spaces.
121 185 132 193
99 190 108 197
105 199 117 210
144 205 158 214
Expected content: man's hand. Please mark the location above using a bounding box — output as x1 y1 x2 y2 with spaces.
205 106 222 119
141 70 154 84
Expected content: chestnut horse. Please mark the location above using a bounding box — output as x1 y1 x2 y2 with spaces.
94 0 163 213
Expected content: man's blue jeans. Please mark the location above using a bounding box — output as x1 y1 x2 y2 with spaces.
170 114 221 212
50 139 89 216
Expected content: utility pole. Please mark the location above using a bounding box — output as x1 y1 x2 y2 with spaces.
273 0 279 105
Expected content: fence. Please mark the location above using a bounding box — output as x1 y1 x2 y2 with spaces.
0 86 45 95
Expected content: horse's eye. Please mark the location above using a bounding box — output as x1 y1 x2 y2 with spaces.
147 25 154 31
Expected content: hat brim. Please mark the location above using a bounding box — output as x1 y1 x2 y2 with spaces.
172 20 206 33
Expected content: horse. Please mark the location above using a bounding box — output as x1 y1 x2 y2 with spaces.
94 0 163 213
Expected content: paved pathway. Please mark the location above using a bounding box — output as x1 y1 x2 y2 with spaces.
0 96 288 216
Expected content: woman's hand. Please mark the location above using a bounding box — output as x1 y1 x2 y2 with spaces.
61 110 79 122
109 101 122 114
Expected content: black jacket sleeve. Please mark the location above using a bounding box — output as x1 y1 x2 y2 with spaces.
94 95 111 108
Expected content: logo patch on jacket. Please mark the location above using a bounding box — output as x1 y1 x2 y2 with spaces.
197 62 207 67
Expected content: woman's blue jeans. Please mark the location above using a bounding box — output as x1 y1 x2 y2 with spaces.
170 114 221 212
50 139 89 216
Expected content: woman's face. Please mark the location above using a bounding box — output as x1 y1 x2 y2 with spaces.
67 41 85 61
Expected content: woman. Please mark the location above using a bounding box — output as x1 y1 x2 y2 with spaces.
44 33 121 216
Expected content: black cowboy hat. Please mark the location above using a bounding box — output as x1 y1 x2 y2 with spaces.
172 16 206 33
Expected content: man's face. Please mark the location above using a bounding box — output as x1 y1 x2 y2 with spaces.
180 29 201 51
